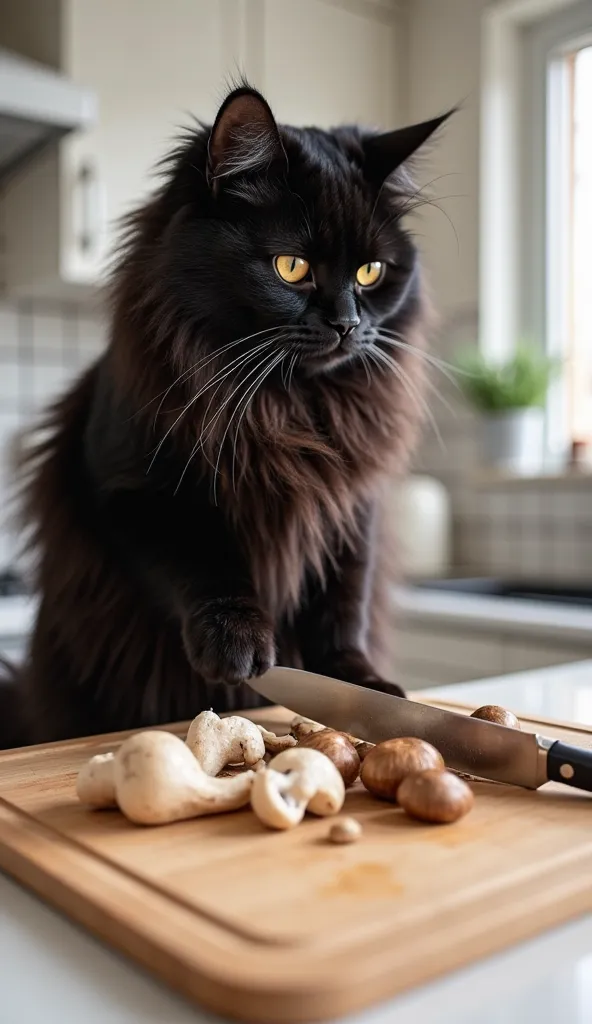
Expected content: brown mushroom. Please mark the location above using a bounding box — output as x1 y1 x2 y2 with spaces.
290 716 326 741
328 817 363 844
360 737 444 802
471 705 521 729
397 769 474 824
354 741 374 762
298 729 361 787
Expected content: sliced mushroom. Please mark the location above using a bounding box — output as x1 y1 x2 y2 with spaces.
250 747 345 830
185 710 265 775
257 725 297 754
77 731 254 825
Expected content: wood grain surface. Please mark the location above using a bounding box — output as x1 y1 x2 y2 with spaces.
1 699 591 1023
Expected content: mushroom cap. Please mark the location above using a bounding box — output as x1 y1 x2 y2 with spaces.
76 752 116 808
114 730 254 825
360 737 444 802
329 817 363 844
470 705 521 729
186 710 265 775
297 730 360 787
397 769 474 824
250 747 345 830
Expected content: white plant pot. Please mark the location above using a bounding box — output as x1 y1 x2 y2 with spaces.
482 408 544 475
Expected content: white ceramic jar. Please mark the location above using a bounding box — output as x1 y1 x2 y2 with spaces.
391 474 451 578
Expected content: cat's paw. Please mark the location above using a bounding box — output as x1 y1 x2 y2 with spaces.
182 598 276 684
318 649 406 698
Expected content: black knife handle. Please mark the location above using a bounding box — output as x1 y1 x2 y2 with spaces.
547 741 592 793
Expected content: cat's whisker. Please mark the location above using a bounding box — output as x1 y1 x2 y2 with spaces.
154 323 308 423
374 335 459 410
134 325 285 423
198 348 285 501
198 343 290 449
194 339 281 441
281 352 290 390
227 350 287 498
375 331 461 386
368 344 446 450
373 194 464 250
359 351 372 388
380 355 457 421
286 351 299 392
370 173 456 238
179 346 284 492
173 349 277 493
147 337 278 473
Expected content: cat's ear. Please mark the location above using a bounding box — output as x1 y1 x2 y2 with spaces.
363 111 453 184
207 86 285 189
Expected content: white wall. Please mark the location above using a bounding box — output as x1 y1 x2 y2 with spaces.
401 0 487 321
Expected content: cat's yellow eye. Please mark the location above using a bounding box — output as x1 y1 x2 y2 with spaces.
356 261 384 288
274 255 310 284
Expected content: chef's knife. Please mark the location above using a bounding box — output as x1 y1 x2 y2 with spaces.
249 666 592 792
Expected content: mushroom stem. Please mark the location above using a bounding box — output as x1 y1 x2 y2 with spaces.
257 725 297 754
77 731 254 825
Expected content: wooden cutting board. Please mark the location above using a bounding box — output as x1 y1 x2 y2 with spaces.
1 698 592 1023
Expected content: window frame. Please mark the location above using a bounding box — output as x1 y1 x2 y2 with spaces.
480 0 592 467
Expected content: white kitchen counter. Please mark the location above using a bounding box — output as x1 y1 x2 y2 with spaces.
395 585 592 643
2 660 592 1024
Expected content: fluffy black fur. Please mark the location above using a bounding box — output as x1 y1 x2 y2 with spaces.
0 85 448 748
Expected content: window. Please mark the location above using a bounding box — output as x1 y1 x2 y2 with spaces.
544 30 592 455
568 44 592 444
480 0 592 465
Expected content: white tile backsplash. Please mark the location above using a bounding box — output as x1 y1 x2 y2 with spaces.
0 306 18 354
0 298 106 568
0 362 19 401
31 311 63 355
412 304 592 581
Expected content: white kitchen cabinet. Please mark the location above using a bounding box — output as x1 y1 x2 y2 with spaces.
0 0 401 300
1 0 232 297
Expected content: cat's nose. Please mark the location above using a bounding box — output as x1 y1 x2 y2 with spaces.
327 315 360 338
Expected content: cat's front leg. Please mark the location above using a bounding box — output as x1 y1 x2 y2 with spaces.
296 501 405 699
312 647 405 698
182 597 275 684
103 486 275 686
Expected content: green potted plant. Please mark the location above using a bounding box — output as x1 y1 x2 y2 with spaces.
454 345 559 474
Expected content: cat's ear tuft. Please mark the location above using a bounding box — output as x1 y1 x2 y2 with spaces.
207 86 285 189
363 110 454 184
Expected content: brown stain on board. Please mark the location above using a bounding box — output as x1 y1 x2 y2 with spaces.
320 862 403 899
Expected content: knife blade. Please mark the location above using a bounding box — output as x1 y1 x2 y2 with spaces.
249 667 592 793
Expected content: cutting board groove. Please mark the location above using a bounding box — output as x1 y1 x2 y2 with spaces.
1 702 591 1023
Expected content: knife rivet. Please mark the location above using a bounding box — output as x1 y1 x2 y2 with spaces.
560 763 575 780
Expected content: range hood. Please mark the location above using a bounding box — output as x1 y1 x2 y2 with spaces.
0 48 96 181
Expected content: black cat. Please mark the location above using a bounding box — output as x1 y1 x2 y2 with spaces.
0 84 448 747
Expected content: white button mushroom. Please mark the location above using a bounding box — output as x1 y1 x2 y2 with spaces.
185 710 265 775
77 730 255 825
76 751 117 808
250 747 345 830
